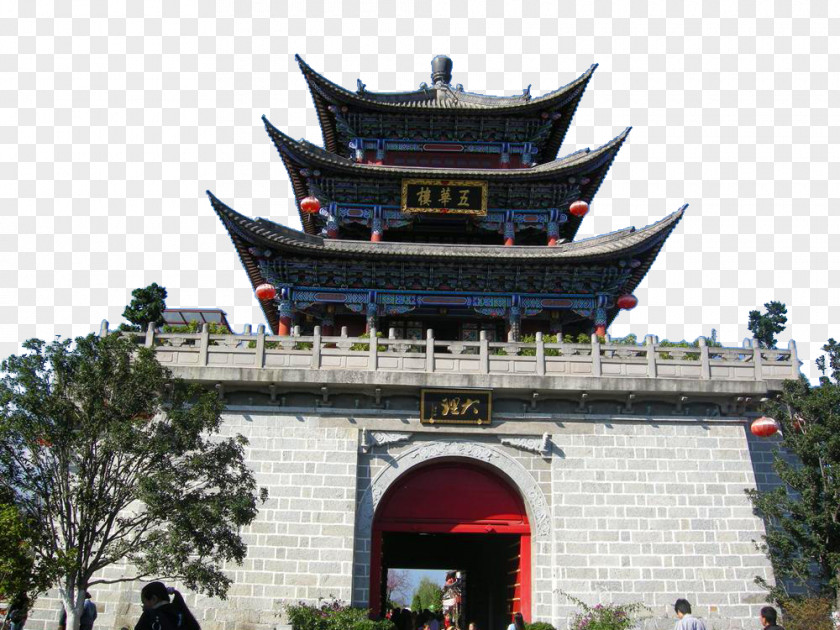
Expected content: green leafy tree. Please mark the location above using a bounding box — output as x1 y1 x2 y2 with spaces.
746 339 840 605
410 577 443 612
0 487 53 604
748 301 788 349
0 333 267 630
121 283 168 332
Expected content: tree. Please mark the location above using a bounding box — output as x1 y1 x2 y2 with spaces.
121 283 168 331
410 577 442 612
748 300 788 349
0 333 267 630
0 487 53 604
746 339 840 605
386 569 411 607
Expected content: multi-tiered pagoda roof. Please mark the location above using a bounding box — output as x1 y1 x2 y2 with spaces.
210 56 684 340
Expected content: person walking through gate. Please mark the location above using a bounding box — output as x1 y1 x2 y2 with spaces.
759 606 784 630
673 599 707 630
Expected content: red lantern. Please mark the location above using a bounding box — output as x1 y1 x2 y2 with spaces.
751 416 779 438
569 200 589 217
255 283 277 301
616 294 638 310
300 196 321 214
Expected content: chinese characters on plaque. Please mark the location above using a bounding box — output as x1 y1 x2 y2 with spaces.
402 179 488 215
420 389 493 425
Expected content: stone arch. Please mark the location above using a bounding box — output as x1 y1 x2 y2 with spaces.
357 439 550 540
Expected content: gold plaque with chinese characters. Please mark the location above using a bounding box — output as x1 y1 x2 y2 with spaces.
420 388 493 425
401 179 488 215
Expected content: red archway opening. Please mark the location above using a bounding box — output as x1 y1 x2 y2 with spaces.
370 461 531 629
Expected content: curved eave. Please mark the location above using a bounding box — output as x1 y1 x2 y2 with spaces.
209 190 684 263
265 116 628 239
265 115 628 181
295 54 596 160
296 54 597 113
208 191 283 333
605 205 687 327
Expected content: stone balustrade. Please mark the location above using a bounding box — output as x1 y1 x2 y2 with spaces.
102 321 801 384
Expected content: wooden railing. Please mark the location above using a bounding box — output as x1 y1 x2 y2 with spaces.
102 322 801 382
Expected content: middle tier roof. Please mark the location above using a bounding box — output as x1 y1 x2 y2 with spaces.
263 116 630 242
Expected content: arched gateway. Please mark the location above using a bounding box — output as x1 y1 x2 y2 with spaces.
359 442 549 630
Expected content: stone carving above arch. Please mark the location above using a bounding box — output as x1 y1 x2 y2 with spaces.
357 440 550 539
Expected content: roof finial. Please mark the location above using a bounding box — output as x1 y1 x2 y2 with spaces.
431 55 453 86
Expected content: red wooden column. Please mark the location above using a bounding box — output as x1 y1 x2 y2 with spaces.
371 206 384 242
519 534 532 621
277 298 293 336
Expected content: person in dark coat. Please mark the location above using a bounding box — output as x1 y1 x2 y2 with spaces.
134 583 180 630
57 593 96 630
759 606 785 630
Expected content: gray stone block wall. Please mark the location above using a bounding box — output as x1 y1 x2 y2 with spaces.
549 423 775 630
25 413 778 630
27 414 360 630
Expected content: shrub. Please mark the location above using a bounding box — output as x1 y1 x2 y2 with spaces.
162 321 229 335
351 331 387 352
562 593 648 630
286 600 394 630
779 597 833 630
520 333 560 356
525 622 556 630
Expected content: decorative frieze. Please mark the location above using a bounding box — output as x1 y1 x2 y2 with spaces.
359 428 413 453
500 433 552 457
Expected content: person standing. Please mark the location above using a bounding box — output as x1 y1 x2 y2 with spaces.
759 606 785 630
58 593 97 630
673 599 707 630
80 593 97 630
6 594 29 630
506 612 525 630
134 583 180 630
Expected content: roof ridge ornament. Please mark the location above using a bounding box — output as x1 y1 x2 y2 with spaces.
431 54 453 85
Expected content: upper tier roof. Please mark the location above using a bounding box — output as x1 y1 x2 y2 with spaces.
264 115 629 240
296 54 597 161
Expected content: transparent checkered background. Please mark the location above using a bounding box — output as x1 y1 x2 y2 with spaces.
1 1 838 382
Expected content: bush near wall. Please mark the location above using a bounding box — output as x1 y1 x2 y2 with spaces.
524 622 556 630
286 600 395 630
779 597 834 630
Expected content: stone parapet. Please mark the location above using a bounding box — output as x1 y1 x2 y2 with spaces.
103 322 801 397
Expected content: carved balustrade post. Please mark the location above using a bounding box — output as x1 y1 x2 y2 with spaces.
536 331 545 376
752 338 764 380
368 326 378 371
789 339 800 377
479 330 489 374
254 324 266 368
311 326 322 369
645 335 657 377
425 329 435 372
698 336 711 380
198 323 210 366
591 333 602 377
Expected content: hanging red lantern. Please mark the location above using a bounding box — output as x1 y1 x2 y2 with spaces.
751 416 779 438
300 196 321 214
255 283 277 301
569 200 589 217
616 294 638 310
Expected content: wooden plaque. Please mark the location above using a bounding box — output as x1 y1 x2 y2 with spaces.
402 179 488 215
420 388 493 425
